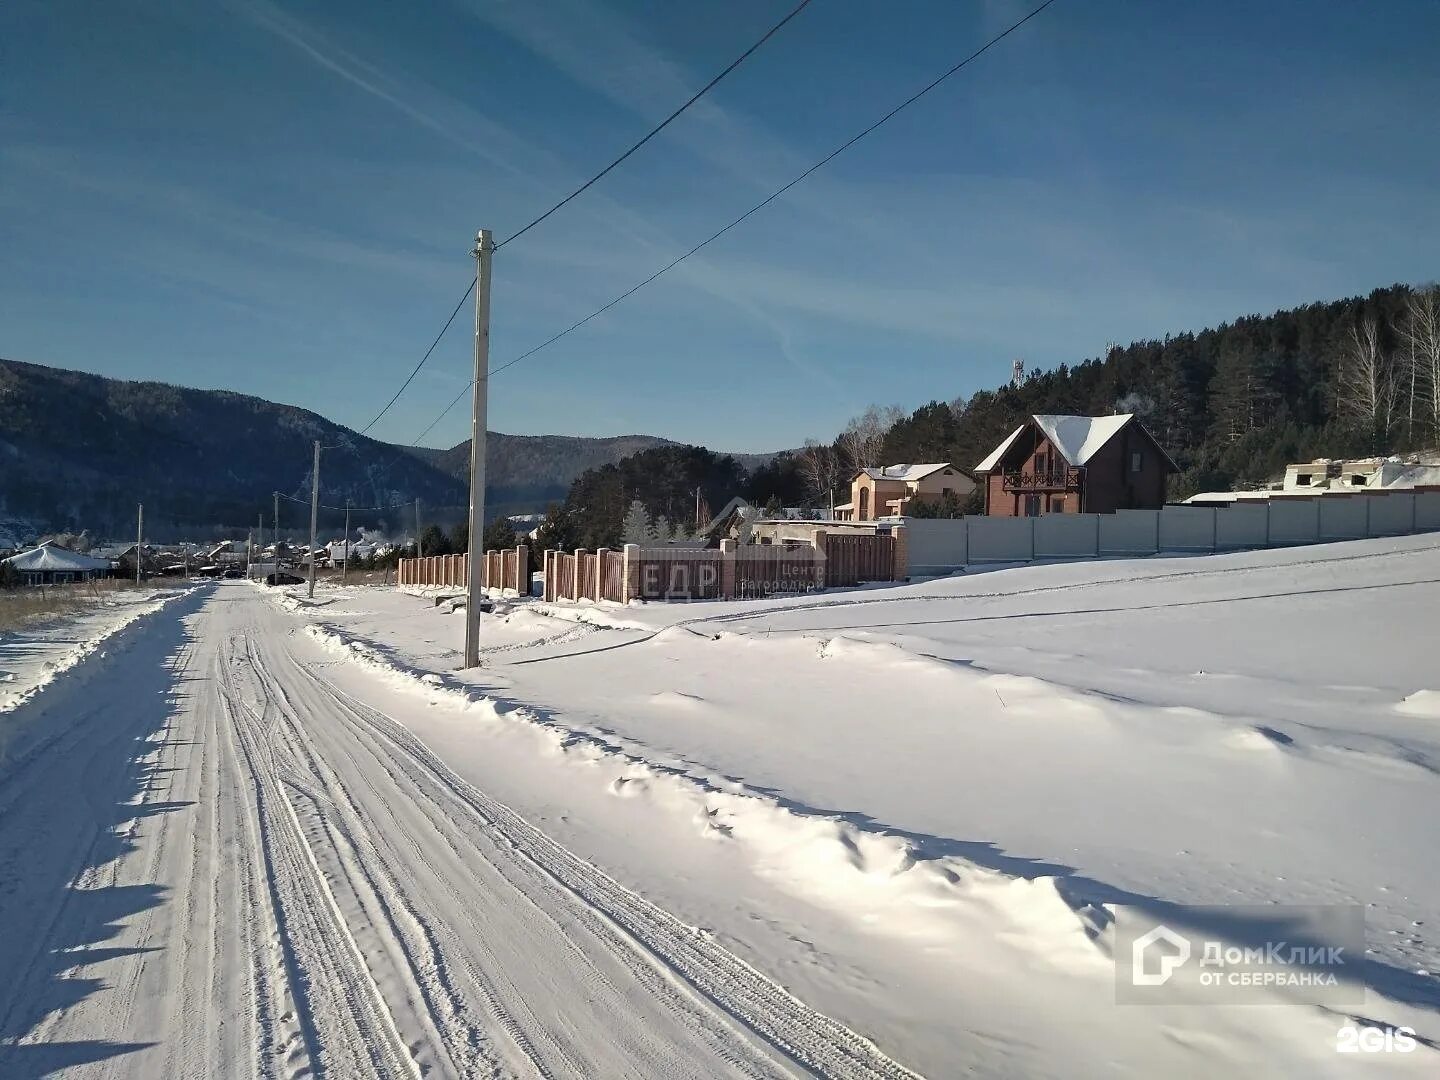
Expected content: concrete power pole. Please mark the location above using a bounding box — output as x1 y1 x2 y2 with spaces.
342 501 351 585
308 439 320 599
463 228 495 669
136 503 143 585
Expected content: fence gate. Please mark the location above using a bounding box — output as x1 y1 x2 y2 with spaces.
824 533 895 587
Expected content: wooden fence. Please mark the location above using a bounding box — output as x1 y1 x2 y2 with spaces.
543 527 906 603
396 545 530 594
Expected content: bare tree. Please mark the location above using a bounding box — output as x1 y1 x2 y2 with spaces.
1403 285 1440 443
1336 315 1398 449
797 440 842 514
837 404 904 474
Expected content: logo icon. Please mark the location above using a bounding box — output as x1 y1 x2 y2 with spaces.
1131 924 1191 986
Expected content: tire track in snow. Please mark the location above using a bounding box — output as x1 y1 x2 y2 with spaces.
277 644 922 1080
219 636 421 1080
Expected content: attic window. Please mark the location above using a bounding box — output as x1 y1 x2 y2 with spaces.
1130 451 1143 473
1295 473 1312 486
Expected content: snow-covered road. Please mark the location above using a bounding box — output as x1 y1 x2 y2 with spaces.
0 585 918 1079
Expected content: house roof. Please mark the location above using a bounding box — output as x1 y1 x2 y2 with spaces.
856 463 955 482
2 541 112 573
975 414 1157 472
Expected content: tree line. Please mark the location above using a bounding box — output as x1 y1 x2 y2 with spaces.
530 282 1438 546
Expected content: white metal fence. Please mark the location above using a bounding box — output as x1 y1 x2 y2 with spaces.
902 491 1440 576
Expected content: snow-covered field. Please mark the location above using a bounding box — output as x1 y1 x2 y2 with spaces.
1 538 1437 1077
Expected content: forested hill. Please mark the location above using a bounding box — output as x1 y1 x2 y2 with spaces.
880 283 1437 497
0 358 467 538
537 282 1439 548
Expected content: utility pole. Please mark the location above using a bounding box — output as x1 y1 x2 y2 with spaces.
308 440 320 599
136 503 143 585
246 528 252 579
257 512 264 580
273 493 280 566
463 227 494 669
415 497 422 558
342 500 351 585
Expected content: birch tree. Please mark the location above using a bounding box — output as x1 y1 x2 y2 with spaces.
1336 315 1398 450
1403 286 1440 441
797 440 842 513
837 405 904 473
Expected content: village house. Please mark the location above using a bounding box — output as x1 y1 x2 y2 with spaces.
833 463 976 521
973 414 1175 516
1 541 112 585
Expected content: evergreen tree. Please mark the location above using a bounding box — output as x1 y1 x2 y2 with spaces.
621 500 652 545
481 517 517 553
419 524 451 557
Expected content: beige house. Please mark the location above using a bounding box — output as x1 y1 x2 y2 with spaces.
833 463 976 521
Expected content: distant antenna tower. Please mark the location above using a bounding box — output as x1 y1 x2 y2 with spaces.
1011 358 1026 388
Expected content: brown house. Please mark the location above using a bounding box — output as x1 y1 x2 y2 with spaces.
833 463 976 521
973 414 1176 516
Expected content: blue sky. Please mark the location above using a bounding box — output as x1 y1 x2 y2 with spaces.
4 0 1438 452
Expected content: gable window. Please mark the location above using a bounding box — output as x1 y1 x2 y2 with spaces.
1130 450 1143 473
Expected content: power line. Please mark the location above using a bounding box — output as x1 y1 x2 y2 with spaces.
345 277 477 441
273 490 414 513
339 1 810 442
494 0 814 251
408 0 1059 434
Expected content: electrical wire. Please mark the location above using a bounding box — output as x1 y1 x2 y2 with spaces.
335 1 811 442
407 0 1059 436
494 0 814 251
272 491 416 513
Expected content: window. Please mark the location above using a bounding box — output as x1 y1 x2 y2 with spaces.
1296 473 1312 486
942 486 952 496
1130 450 1143 474
1350 474 1366 486
1023 495 1041 517
1050 497 1065 512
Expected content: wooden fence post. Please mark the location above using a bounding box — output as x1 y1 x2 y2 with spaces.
593 549 606 602
516 544 530 595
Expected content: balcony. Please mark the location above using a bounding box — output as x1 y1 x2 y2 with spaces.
1000 466 1084 493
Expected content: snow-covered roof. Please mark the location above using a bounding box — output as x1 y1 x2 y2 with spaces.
974 426 1026 473
2 541 111 573
1034 414 1134 466
858 463 954 482
974 414 1138 472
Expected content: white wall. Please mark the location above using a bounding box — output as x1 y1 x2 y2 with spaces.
1417 492 1440 529
1318 497 1369 540
1215 503 1269 549
896 490 1440 577
966 517 1034 563
904 518 968 575
1267 499 1321 544
1158 505 1216 551
1035 514 1099 559
1099 510 1159 555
